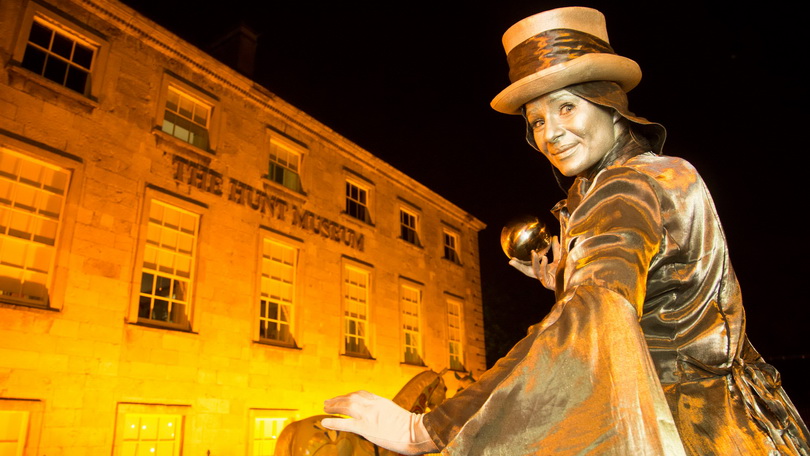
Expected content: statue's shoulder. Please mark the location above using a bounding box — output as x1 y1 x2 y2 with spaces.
623 153 701 184
617 153 710 205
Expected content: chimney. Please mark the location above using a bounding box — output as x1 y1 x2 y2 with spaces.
209 23 259 78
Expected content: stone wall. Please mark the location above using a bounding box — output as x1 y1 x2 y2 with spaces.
0 0 486 454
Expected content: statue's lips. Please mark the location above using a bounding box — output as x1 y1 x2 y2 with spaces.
550 143 577 158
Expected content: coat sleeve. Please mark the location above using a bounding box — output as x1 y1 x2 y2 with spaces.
423 168 687 455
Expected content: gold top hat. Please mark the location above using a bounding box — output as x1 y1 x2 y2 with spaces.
491 7 642 115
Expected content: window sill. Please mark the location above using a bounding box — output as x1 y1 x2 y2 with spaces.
397 237 423 250
129 320 197 334
152 128 215 161
0 299 59 312
260 176 308 203
253 339 301 350
341 353 376 361
442 257 463 267
340 212 375 229
7 63 98 113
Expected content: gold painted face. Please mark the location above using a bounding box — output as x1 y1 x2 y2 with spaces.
525 89 620 177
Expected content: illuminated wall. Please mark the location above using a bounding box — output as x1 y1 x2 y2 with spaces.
0 0 487 454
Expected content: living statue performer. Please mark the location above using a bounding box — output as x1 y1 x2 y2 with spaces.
320 6 810 455
274 369 447 456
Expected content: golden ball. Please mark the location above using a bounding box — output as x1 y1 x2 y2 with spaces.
500 216 551 262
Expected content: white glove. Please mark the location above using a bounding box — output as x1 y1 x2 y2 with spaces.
509 235 560 291
322 390 439 455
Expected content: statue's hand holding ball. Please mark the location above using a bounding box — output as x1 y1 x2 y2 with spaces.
501 216 559 291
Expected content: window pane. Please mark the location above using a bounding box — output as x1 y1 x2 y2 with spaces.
28 21 52 47
138 415 158 440
259 240 296 344
0 149 68 307
163 89 211 149
65 66 89 93
448 299 464 370
43 56 68 85
73 42 94 68
344 266 370 356
345 182 370 222
21 46 47 74
23 21 96 95
193 106 209 125
268 142 303 193
401 285 422 364
120 413 182 456
50 32 73 59
139 201 197 328
166 90 179 110
140 272 154 294
151 300 169 321
177 97 194 119
42 167 68 194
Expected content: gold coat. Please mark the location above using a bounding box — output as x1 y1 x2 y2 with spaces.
424 147 810 455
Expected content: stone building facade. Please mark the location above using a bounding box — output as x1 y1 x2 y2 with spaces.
0 0 487 454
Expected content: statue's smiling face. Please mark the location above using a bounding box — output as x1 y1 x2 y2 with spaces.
525 89 620 177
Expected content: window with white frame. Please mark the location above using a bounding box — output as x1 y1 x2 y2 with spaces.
442 229 461 264
343 265 371 357
267 137 304 193
399 208 420 245
0 148 70 307
113 404 187 456
161 86 212 150
401 284 423 365
345 180 371 224
259 239 297 346
0 410 29 455
120 413 182 455
248 409 297 456
20 16 97 96
0 399 42 456
447 297 465 371
138 200 198 329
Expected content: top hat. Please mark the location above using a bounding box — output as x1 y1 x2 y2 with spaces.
491 7 642 114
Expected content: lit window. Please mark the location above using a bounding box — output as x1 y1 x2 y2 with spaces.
447 298 465 371
0 399 42 455
259 239 297 346
121 413 182 456
162 87 211 150
267 138 304 193
253 417 288 456
0 148 69 307
248 410 297 456
0 410 29 455
399 208 420 245
343 265 371 357
345 181 371 223
21 18 96 95
401 285 423 365
443 230 461 264
138 200 198 329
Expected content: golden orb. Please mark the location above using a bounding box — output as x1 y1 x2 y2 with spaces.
500 216 551 262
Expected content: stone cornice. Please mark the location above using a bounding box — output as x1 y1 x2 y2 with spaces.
72 0 485 231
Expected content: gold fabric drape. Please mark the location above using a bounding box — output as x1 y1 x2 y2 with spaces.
424 146 810 455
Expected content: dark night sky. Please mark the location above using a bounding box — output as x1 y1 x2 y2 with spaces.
121 0 808 381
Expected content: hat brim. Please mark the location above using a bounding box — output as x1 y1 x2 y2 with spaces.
491 53 642 115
